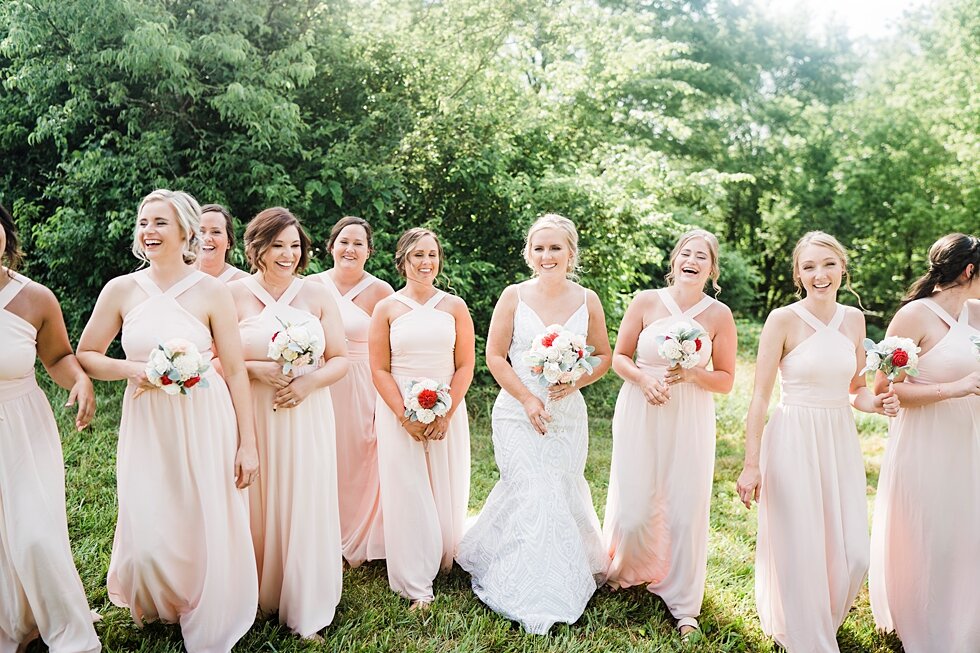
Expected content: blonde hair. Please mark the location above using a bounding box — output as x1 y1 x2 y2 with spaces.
132 189 202 265
523 213 579 277
394 227 443 278
666 229 722 296
792 231 864 308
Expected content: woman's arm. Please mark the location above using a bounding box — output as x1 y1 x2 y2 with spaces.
669 303 737 394
446 296 476 418
847 310 899 415
873 304 980 405
274 284 350 409
736 309 787 508
33 283 95 431
76 277 146 384
368 299 429 443
611 291 670 406
207 283 259 489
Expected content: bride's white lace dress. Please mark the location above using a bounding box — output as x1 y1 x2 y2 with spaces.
456 293 607 635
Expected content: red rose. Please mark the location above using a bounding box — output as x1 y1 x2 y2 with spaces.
694 338 702 352
271 331 280 342
183 376 201 389
891 349 909 367
664 335 672 340
160 376 173 386
577 349 585 359
417 389 438 410
541 332 559 348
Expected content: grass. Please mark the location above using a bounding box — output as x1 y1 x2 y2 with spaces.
35 323 904 652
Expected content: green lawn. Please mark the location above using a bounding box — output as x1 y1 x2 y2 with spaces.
40 325 905 652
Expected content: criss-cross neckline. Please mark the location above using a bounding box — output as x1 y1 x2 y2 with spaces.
244 276 304 309
392 289 446 310
136 269 205 298
320 271 376 317
0 271 34 332
915 298 974 360
659 288 714 319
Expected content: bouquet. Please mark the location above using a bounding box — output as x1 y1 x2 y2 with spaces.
404 378 453 425
861 336 921 381
656 321 707 369
143 338 211 396
525 325 602 388
268 317 323 374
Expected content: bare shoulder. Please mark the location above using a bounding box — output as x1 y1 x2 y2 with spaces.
705 297 734 322
765 305 796 330
441 292 470 315
496 283 522 308
194 272 227 295
840 305 866 327
301 277 332 303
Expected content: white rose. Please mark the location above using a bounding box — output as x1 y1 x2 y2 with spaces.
148 351 171 376
561 350 578 369
661 339 683 360
680 353 700 369
407 396 421 411
553 334 572 351
172 356 196 379
544 347 561 362
681 340 697 355
864 351 881 371
416 408 436 424
543 362 562 384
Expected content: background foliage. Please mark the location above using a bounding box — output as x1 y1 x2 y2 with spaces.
2 0 978 341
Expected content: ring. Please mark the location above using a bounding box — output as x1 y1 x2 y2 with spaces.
291 399 297 405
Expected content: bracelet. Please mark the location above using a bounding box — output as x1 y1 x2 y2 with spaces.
936 384 944 401
400 416 410 427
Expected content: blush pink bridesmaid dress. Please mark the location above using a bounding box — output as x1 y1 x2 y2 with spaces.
375 291 470 602
238 276 342 637
755 304 869 652
0 272 101 653
870 299 980 653
603 289 717 631
108 270 257 653
316 272 385 566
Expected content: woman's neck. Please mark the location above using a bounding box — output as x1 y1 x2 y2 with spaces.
196 258 226 277
666 282 706 311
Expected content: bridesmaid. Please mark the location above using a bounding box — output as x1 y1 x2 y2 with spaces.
602 229 736 639
456 213 611 634
196 203 247 281
869 233 980 653
369 227 474 609
77 189 258 653
0 204 101 653
230 207 348 638
312 216 393 567
736 231 898 652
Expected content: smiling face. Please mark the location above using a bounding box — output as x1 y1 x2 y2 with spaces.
136 199 185 263
259 224 302 280
795 244 844 298
331 223 370 273
199 210 231 267
669 236 713 289
528 227 572 277
404 234 440 285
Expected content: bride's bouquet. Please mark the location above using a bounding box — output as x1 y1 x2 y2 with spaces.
268 317 323 374
861 336 921 381
142 338 211 397
656 321 707 369
403 378 453 425
525 324 601 388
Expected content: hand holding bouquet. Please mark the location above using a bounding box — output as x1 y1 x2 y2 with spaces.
404 378 452 426
525 324 601 389
268 317 323 374
140 338 211 397
657 321 707 370
861 336 921 381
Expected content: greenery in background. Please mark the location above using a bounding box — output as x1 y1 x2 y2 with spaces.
3 0 977 348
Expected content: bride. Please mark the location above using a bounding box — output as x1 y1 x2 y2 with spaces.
456 213 611 634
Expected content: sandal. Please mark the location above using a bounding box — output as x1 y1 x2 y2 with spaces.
677 616 700 640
